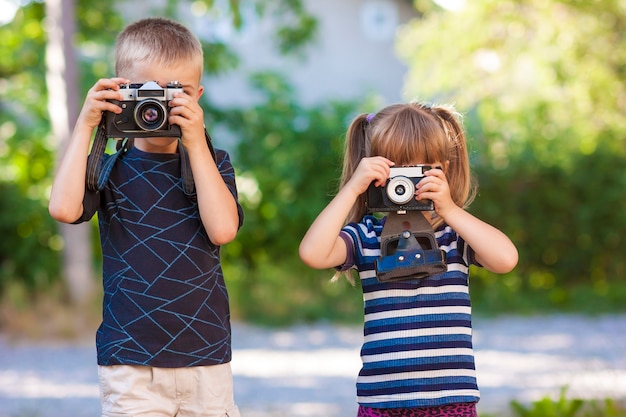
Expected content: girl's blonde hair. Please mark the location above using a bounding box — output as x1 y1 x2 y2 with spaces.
340 102 476 228
115 18 204 81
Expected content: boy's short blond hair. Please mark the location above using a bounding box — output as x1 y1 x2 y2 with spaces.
115 18 203 82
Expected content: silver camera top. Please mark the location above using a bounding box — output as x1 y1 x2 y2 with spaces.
118 81 183 101
388 165 431 178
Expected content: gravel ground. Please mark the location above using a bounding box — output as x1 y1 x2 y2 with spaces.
1 314 625 417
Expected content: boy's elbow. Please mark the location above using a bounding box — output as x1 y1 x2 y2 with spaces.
209 225 238 246
48 203 80 224
202 211 240 245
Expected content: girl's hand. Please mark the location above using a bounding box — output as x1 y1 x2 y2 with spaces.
418 166 519 274
299 156 393 270
345 156 395 196
76 78 130 131
415 167 456 219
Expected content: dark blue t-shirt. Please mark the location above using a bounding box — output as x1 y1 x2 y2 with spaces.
78 146 243 367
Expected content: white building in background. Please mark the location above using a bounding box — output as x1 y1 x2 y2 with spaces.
200 0 418 107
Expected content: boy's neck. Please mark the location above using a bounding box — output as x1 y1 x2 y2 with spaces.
133 137 179 154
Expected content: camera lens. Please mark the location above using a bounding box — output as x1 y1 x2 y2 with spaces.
386 176 415 205
395 184 406 196
134 99 167 131
142 107 159 123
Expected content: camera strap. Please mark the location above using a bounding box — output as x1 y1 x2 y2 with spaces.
86 120 217 202
86 119 119 192
374 211 447 282
178 129 217 202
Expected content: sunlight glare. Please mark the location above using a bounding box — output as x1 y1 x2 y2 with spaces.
433 0 466 12
0 371 98 399
474 49 502 73
0 0 19 25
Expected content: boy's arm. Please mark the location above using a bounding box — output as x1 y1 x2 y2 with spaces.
187 142 242 246
169 89 242 245
48 123 94 223
49 78 129 223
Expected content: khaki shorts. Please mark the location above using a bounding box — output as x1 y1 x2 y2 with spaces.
98 363 241 417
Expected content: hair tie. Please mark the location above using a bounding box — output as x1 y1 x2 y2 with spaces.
366 113 376 123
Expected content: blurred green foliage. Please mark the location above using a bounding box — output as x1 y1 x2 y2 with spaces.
397 0 626 314
213 72 373 323
504 388 626 417
0 0 320 307
1 0 625 323
0 1 60 295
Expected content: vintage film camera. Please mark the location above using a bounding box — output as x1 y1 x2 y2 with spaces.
104 81 183 138
368 165 447 282
366 165 435 212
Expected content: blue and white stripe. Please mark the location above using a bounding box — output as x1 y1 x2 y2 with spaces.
341 215 480 408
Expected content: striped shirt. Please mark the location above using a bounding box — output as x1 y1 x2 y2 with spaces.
340 215 480 408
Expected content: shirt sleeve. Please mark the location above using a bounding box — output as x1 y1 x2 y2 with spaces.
458 234 482 268
71 187 100 224
334 229 356 271
215 148 244 230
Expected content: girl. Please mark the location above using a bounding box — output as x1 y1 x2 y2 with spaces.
299 102 518 417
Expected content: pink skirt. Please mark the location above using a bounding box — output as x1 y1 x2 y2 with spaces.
357 403 477 417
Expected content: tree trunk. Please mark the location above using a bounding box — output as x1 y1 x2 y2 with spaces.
45 0 96 303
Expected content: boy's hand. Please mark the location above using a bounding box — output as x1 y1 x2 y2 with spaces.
416 168 456 218
77 78 130 131
168 92 205 149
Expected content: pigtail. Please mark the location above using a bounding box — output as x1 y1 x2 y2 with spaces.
339 113 372 224
429 105 477 210
330 113 372 285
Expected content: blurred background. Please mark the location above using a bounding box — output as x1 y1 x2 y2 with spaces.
0 0 625 416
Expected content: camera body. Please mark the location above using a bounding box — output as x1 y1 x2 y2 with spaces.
104 81 183 138
366 165 434 212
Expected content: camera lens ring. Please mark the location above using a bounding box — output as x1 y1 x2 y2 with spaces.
134 99 167 131
386 176 415 205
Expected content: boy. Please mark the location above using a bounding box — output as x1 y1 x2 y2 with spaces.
49 18 244 417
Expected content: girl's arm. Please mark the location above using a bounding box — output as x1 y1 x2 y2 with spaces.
49 78 129 223
299 157 393 269
440 206 518 273
417 168 518 273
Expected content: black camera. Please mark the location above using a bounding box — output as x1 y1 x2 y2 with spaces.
104 81 183 138
366 165 434 212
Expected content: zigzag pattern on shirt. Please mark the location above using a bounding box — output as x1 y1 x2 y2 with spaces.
95 147 236 367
